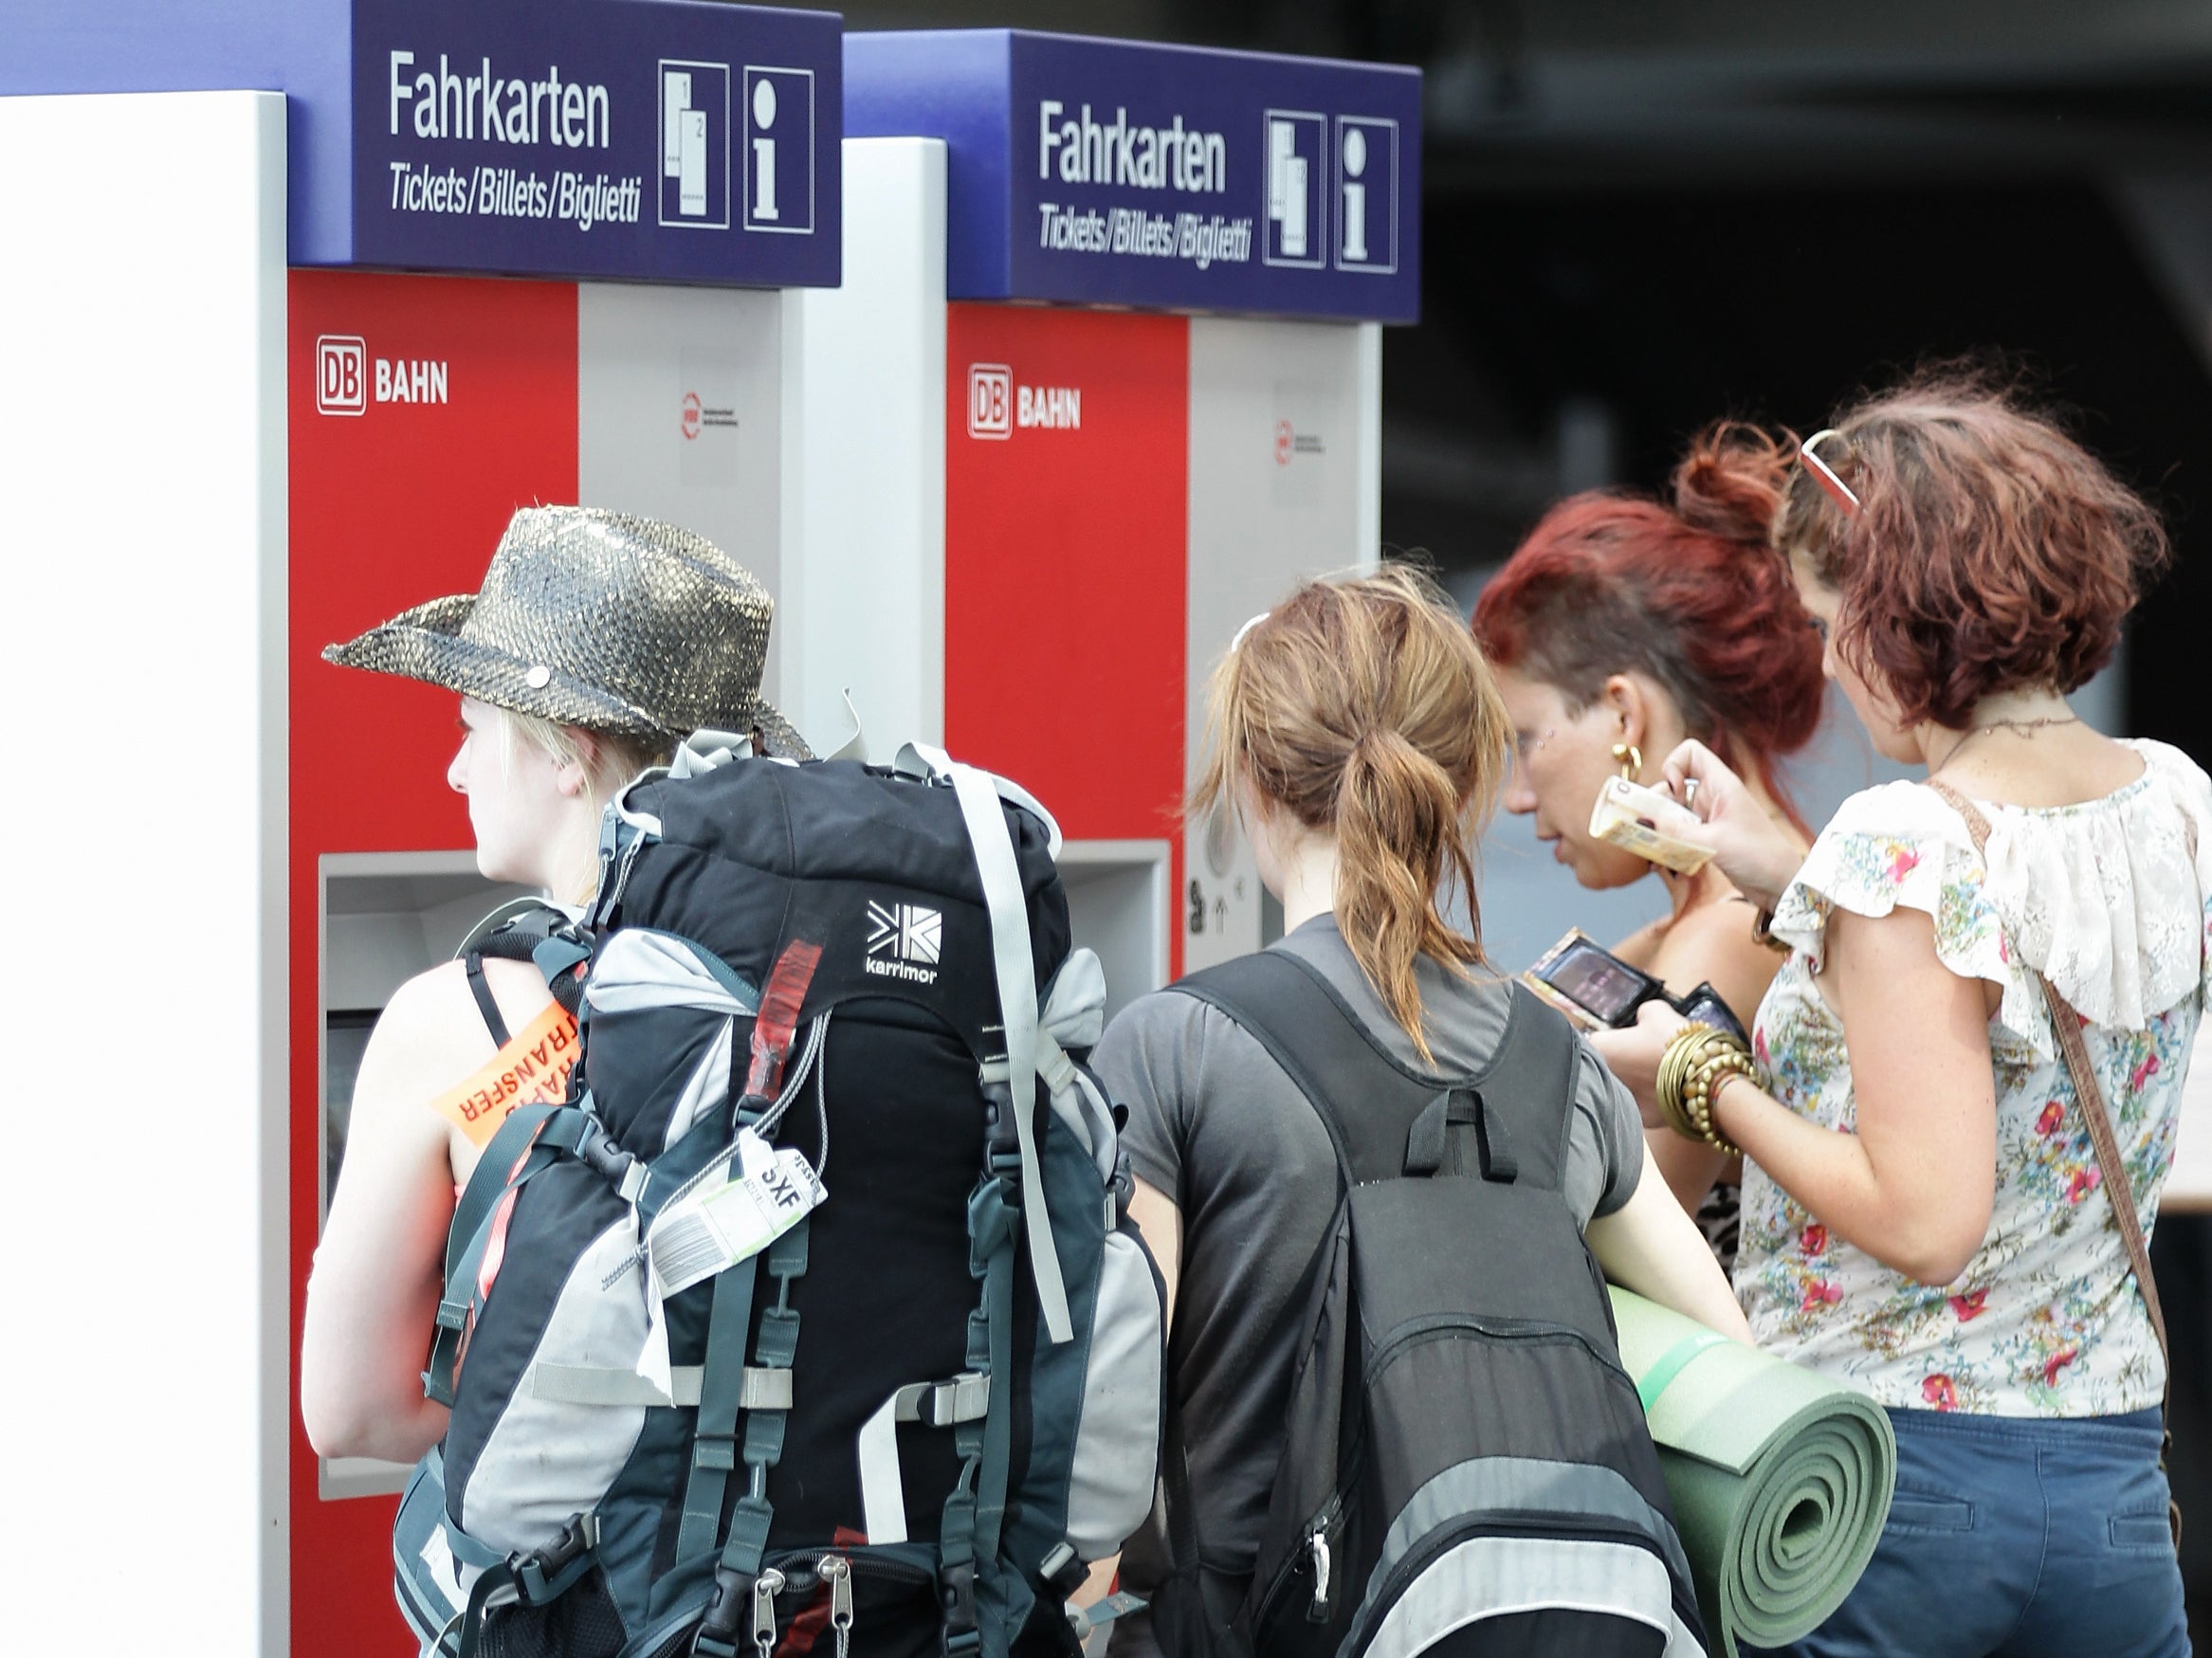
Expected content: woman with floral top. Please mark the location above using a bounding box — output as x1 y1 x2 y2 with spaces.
1593 368 2205 1657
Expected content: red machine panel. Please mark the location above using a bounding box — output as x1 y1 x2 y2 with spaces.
287 269 579 1653
942 303 1190 974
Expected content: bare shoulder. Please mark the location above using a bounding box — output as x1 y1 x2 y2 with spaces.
1646 895 1783 1013
356 961 503 1106
359 958 553 1098
1610 915 1670 971
1656 893 1760 957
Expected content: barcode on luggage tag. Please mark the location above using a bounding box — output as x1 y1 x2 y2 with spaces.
648 1136 827 1300
649 1213 731 1299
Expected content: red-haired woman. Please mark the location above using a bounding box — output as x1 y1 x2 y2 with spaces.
1091 567 1748 1658
1474 425 1826 1267
1598 371 2205 1656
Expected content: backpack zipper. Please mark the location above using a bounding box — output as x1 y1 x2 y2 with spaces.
1251 1493 1344 1631
751 1569 787 1658
747 1545 932 1653
1362 1311 1634 1393
819 1553 854 1658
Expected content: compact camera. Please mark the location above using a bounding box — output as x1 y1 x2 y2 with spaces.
1523 929 1749 1047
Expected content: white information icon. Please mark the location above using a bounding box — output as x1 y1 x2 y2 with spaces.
1341 126 1368 264
751 76 779 221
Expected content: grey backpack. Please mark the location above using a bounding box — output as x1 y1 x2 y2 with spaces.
393 739 1165 1658
1153 949 1708 1658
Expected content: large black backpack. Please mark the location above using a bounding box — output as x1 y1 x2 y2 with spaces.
393 739 1164 1658
1152 949 1707 1658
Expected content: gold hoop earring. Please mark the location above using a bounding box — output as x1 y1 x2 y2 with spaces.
1612 741 1642 780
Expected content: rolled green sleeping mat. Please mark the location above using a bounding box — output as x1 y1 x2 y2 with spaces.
1608 1286 1896 1657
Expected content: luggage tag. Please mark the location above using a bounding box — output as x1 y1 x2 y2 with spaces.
634 1128 826 1396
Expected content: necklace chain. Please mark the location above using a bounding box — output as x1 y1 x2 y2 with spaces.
1972 715 2079 735
1932 712 2081 774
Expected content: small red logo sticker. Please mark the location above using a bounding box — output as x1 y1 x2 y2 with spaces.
967 364 1013 439
681 392 703 441
316 336 367 416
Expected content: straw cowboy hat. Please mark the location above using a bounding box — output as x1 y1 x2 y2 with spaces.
323 505 811 758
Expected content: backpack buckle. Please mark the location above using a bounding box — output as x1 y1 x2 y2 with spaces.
697 1568 749 1657
575 1120 643 1196
512 1510 599 1601
539 1511 599 1572
940 1558 980 1658
918 1373 991 1429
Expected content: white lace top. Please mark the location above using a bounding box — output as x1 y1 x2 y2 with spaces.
1737 738 2212 1415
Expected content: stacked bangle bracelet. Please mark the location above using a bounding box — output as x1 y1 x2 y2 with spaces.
1656 1021 1755 1157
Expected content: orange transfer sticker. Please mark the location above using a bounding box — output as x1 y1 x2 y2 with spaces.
430 999 581 1148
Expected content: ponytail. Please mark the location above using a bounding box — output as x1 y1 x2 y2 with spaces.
1335 726 1485 1056
1195 566 1511 1061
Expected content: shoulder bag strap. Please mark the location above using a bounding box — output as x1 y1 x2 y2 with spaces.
1929 780 2181 1541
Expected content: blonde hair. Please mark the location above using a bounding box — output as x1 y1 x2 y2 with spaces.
495 709 674 902
502 710 672 811
1195 565 1512 1060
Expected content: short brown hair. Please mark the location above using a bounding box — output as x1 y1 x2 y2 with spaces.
1774 367 2168 730
1194 565 1511 1061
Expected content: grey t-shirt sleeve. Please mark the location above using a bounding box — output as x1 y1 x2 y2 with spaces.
1091 988 1205 1203
1569 1035 1646 1218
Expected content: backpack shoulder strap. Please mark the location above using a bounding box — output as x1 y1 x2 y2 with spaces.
1173 949 1397 1182
1171 948 1573 1189
455 899 594 1029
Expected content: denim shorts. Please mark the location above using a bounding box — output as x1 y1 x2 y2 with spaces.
1752 1404 2187 1658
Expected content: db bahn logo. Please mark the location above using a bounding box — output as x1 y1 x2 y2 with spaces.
316 336 367 416
965 361 1081 438
967 363 1012 439
314 333 448 414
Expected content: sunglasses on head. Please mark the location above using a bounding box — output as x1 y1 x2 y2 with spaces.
1800 428 1862 519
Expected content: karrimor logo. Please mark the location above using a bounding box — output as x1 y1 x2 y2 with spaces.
316 336 367 416
866 901 942 983
968 363 1013 439
743 66 815 234
660 60 730 229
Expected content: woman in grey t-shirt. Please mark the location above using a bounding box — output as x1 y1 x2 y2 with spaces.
1088 568 1747 1655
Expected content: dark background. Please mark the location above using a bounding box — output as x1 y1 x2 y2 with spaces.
838 0 2212 1631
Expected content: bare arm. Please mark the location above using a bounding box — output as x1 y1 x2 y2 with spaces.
1642 1132 1735 1227
1585 1159 1753 1340
300 957 550 1463
1632 897 1787 1218
1600 905 2001 1285
1709 905 1998 1284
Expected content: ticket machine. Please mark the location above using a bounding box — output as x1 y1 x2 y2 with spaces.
6 13 1420 1654
7 2 840 1650
794 29 1422 992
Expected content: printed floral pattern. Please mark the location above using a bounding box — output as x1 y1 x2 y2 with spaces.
1737 740 2212 1418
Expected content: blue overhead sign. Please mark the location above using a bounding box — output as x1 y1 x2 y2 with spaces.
351 0 838 282
846 29 1420 322
0 0 842 287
